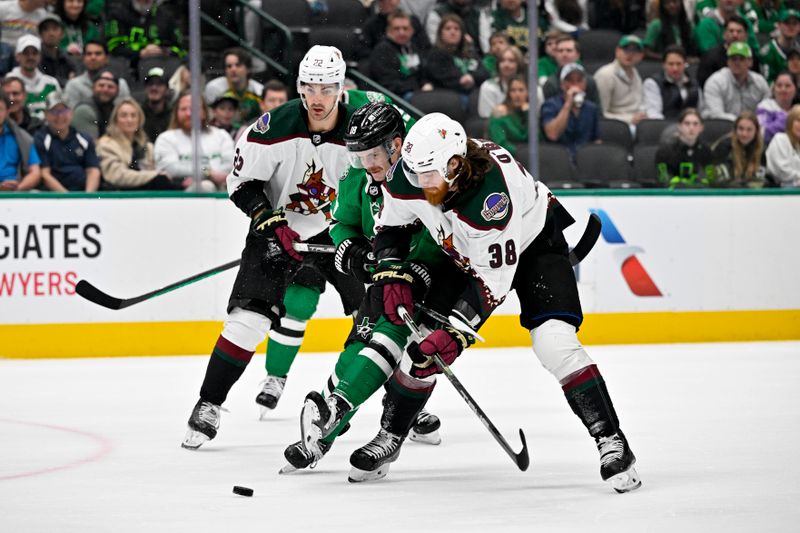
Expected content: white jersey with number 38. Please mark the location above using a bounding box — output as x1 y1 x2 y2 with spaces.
378 140 553 311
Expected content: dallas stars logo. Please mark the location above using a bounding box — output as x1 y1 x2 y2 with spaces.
355 316 374 339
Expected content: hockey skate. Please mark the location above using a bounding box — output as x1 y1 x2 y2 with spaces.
255 375 286 419
409 409 442 445
182 399 221 449
279 439 332 474
300 391 351 460
348 428 405 483
596 431 642 493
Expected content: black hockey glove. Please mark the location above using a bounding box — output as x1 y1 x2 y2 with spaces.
250 208 303 262
407 326 475 378
334 238 376 283
371 261 431 325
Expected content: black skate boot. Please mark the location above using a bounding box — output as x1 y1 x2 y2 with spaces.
348 428 405 483
255 375 286 419
182 399 221 449
279 439 333 474
596 431 641 493
409 409 442 445
300 391 351 460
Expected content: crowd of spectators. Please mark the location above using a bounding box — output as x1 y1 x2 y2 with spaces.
1 0 799 191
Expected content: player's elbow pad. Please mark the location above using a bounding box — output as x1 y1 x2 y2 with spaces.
231 180 271 217
373 225 413 261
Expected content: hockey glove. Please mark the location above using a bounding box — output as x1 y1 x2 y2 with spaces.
407 326 475 378
371 261 432 325
334 238 376 283
251 208 303 262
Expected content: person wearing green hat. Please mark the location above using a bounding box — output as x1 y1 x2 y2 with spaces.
759 9 800 83
594 35 647 126
704 41 770 120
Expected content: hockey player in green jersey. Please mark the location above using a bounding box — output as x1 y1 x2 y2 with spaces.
182 45 367 449
280 102 450 472
255 90 412 418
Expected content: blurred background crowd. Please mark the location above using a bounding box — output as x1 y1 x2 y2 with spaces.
1 0 799 192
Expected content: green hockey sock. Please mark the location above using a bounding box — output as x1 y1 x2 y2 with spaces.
335 355 392 407
265 284 320 376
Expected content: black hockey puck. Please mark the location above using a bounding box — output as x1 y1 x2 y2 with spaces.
233 486 254 497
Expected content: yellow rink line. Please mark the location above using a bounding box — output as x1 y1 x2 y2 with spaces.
1 310 798 359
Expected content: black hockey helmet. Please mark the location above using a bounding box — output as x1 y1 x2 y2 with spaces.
344 102 405 153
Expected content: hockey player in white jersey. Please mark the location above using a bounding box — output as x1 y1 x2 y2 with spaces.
304 112 642 493
181 45 367 449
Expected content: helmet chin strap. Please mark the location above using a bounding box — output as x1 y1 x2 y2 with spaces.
442 157 463 186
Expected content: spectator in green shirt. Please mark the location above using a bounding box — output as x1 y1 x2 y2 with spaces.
752 0 786 34
694 0 759 54
759 9 800 83
481 31 510 77
643 0 698 61
491 0 528 53
488 74 529 157
537 28 563 87
54 0 103 58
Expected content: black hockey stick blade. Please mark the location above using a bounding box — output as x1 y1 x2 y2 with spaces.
432 352 530 471
399 306 530 471
74 242 332 311
516 428 530 471
76 259 242 310
568 212 602 266
75 279 125 310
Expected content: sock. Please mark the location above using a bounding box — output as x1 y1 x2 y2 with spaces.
561 364 620 439
200 335 255 405
380 369 436 436
265 284 320 376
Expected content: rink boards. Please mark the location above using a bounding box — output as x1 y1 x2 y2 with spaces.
1 190 798 358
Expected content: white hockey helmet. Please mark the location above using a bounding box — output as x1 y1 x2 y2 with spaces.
297 45 346 91
401 113 467 185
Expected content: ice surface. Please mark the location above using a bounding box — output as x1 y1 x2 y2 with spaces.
2 342 799 532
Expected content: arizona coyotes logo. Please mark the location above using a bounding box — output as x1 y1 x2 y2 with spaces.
404 142 413 153
437 226 470 271
438 129 447 139
286 161 337 219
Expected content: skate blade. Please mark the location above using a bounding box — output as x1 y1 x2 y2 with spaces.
258 405 273 421
409 429 441 445
278 463 298 475
609 465 642 493
181 429 210 449
348 463 392 483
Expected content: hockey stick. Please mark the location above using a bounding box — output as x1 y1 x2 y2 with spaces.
413 303 485 343
568 213 602 267
75 242 336 310
398 305 530 471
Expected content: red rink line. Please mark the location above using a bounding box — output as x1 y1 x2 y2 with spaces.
0 418 113 481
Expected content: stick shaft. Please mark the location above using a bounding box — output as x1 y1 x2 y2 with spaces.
398 306 529 471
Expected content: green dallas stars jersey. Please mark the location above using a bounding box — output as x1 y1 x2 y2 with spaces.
760 38 800 83
329 102 440 267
